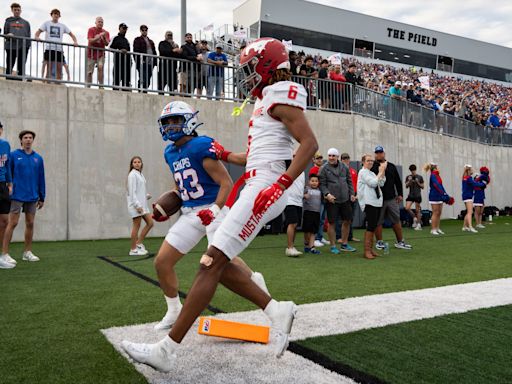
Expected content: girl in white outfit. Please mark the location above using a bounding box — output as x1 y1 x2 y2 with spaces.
127 156 154 255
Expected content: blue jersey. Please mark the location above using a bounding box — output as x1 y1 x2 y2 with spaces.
10 148 46 202
0 139 12 183
164 136 219 208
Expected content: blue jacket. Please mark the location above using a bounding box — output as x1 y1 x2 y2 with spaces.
428 171 450 202
462 175 486 201
10 149 46 202
473 174 488 203
0 139 12 183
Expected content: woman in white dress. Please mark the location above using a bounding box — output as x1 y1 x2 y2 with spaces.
127 156 154 255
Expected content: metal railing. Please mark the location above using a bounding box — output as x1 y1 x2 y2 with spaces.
2 34 511 146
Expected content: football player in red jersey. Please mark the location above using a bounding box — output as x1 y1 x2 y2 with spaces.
122 38 318 372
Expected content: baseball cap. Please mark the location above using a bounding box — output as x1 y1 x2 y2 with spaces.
140 24 148 31
395 81 402 86
374 145 384 153
327 148 339 157
314 151 323 159
119 23 128 29
216 44 223 49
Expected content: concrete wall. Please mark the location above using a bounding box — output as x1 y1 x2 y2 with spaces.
0 80 510 241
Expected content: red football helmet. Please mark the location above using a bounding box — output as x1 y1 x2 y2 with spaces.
237 37 290 98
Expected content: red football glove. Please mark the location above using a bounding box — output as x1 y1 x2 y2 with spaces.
197 204 221 226
209 140 231 162
252 174 293 216
447 197 455 205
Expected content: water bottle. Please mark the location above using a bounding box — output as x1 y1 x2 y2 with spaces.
383 242 389 255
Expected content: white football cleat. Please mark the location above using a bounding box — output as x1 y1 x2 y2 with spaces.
121 337 177 372
2 253 16 264
22 251 39 262
154 305 183 330
0 255 16 269
265 300 298 358
252 272 270 296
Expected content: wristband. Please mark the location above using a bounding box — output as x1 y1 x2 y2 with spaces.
277 173 293 189
220 151 232 162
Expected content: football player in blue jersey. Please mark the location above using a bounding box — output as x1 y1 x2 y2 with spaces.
148 101 269 331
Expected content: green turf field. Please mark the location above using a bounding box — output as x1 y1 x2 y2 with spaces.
1 218 511 383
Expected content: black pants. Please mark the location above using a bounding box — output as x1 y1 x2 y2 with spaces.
5 48 28 79
158 60 178 93
113 57 131 88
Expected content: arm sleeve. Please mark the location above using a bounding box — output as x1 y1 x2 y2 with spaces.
127 172 141 209
431 175 447 195
394 165 403 196
318 166 329 196
39 157 46 202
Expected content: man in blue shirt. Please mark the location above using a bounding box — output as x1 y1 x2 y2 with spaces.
0 121 15 269
2 130 45 263
206 45 227 99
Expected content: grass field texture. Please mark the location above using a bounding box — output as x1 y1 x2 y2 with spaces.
1 218 511 383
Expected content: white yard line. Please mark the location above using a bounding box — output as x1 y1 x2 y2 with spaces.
102 278 512 384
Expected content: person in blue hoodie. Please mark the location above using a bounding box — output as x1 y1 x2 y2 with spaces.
2 130 45 263
0 121 15 269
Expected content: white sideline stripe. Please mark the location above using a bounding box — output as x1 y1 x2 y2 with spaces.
102 278 512 384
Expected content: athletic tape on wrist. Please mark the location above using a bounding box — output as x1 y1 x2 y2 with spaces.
220 151 232 162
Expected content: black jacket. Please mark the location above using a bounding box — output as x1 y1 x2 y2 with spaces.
371 160 403 200
180 42 200 62
110 34 131 64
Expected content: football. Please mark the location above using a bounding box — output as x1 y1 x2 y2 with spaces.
153 190 182 221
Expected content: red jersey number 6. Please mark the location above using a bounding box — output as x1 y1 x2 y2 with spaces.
288 85 298 100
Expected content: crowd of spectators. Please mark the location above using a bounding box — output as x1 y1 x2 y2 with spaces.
288 50 512 131
2 2 512 132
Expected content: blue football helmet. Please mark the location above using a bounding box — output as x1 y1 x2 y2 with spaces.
158 101 203 142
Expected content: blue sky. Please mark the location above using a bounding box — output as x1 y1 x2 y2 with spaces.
13 0 512 48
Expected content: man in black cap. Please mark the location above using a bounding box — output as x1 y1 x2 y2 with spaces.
110 23 131 89
371 146 412 250
206 44 227 99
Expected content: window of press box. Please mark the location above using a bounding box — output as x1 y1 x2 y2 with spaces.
354 39 374 58
453 59 512 82
259 22 354 54
374 43 437 69
437 56 453 72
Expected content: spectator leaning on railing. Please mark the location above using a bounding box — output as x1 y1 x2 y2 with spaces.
133 25 156 92
110 23 131 90
206 45 228 100
157 31 181 94
180 33 202 95
86 16 110 87
3 2 31 80
35 8 77 81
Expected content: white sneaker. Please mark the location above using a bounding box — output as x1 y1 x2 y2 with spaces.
129 248 145 256
437 229 445 235
136 244 149 255
468 227 478 233
321 238 330 245
22 251 40 262
252 272 270 296
285 247 302 257
462 227 470 232
313 240 325 248
476 224 486 229
2 253 17 264
264 300 298 358
430 229 440 235
414 224 422 231
121 337 177 372
153 305 183 330
0 255 16 269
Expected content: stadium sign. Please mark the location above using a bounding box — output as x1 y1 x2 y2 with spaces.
387 27 438 47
